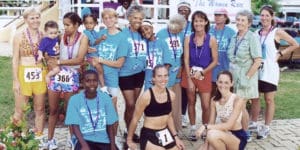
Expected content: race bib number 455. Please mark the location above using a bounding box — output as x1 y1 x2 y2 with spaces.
24 67 42 82
54 69 74 85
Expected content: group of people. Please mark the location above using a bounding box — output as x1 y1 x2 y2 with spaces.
11 1 298 150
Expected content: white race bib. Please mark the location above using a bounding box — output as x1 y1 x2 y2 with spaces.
156 129 174 146
54 69 74 85
24 67 42 82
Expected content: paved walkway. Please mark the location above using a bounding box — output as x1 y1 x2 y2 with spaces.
37 92 300 150
1 42 299 150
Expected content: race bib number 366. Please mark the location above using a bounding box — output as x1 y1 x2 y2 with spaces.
24 68 42 82
54 69 74 85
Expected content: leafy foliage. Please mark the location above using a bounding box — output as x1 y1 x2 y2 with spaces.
251 0 281 15
0 105 39 150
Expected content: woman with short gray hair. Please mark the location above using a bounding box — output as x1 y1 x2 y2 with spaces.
227 9 262 141
156 14 186 132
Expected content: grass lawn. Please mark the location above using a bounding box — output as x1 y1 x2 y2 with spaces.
0 57 300 127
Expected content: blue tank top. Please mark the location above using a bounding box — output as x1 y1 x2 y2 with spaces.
189 33 212 68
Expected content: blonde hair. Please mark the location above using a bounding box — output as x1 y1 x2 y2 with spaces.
23 7 41 19
101 8 118 18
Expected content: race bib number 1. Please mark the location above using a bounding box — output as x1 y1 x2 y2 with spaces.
24 68 42 82
54 69 74 85
156 129 174 146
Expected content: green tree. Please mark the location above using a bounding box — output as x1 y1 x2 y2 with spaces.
251 0 281 16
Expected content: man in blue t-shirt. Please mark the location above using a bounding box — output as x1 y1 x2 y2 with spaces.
65 70 118 150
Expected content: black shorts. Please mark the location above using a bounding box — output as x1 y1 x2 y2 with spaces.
119 71 145 90
258 80 277 93
74 140 110 150
230 129 247 150
140 127 176 150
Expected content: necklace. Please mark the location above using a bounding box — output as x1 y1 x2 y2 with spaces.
67 32 80 59
146 38 156 68
167 29 179 61
84 93 100 132
26 28 41 63
129 27 141 58
194 33 206 59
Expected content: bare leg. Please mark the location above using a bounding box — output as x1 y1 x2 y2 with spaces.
171 83 182 131
13 93 29 124
121 89 136 129
242 101 249 130
250 98 260 122
206 129 239 150
47 90 60 140
63 92 74 135
187 88 196 126
199 92 211 124
264 91 276 125
33 93 46 134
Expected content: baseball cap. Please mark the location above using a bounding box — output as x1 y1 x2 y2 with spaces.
214 8 228 15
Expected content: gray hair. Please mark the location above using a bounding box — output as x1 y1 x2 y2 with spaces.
236 10 253 24
126 5 144 18
168 14 186 33
23 7 40 19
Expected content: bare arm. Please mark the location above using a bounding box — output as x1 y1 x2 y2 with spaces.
276 28 299 59
71 125 90 150
12 33 21 94
246 57 262 78
59 34 89 66
127 91 150 149
106 124 117 150
99 57 125 68
167 91 185 150
203 36 218 74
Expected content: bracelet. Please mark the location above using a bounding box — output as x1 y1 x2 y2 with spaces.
278 51 283 57
173 133 178 137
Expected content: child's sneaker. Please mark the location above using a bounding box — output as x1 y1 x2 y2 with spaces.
257 125 270 139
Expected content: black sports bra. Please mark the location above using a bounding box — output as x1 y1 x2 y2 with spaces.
144 88 172 117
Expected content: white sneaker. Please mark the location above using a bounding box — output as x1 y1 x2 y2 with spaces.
115 136 124 150
246 130 252 142
188 129 197 141
48 139 58 150
257 125 270 139
38 137 49 148
181 115 188 128
248 121 258 133
66 135 77 150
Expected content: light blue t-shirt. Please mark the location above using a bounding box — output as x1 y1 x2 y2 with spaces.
65 90 118 143
209 25 236 82
97 29 128 87
119 27 147 77
84 29 101 57
144 37 165 90
157 28 184 87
